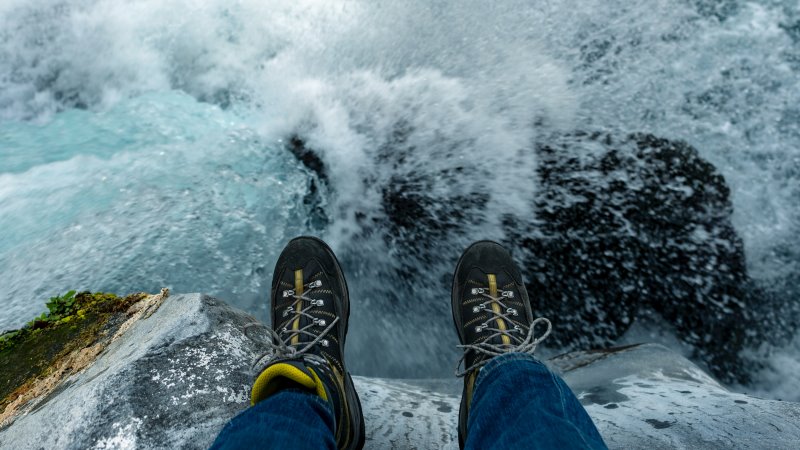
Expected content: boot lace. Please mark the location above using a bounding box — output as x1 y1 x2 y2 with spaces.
456 287 552 377
244 279 338 372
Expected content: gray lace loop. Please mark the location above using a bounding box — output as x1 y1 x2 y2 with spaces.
243 280 338 373
455 289 552 377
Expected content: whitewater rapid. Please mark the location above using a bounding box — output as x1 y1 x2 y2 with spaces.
1 0 798 399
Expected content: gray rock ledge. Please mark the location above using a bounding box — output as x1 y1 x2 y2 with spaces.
1 294 798 449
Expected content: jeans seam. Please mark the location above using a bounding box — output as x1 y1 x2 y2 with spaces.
549 368 567 417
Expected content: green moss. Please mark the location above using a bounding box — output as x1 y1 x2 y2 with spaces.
0 290 147 411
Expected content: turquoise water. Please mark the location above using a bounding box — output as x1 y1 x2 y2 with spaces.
0 92 314 323
1 0 798 398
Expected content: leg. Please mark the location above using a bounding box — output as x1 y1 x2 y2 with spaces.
451 241 608 449
465 353 607 450
213 237 365 450
211 390 336 450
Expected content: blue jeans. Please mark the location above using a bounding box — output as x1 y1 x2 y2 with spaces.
211 353 607 449
465 353 607 449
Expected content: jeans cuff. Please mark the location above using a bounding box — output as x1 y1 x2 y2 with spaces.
474 352 547 390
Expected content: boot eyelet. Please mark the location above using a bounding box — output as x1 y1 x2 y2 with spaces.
475 324 486 332
321 339 329 347
471 288 485 295
514 325 522 332
507 308 518 316
314 318 326 327
310 280 322 288
312 299 324 307
502 291 514 298
283 290 294 298
472 306 480 313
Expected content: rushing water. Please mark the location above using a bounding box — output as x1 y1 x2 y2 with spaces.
1 0 798 399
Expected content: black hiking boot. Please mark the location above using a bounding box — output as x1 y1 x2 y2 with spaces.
250 236 365 450
451 240 551 449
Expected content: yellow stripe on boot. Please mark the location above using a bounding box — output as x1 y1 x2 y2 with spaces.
250 361 328 406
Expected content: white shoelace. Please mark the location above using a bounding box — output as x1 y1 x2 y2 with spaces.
456 289 552 377
244 280 338 373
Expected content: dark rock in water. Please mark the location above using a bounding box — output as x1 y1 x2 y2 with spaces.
513 132 755 384
3 294 799 449
287 136 330 230
283 130 768 384
288 135 328 183
379 169 489 285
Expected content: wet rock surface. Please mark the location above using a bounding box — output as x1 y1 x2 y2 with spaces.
556 344 800 449
2 294 798 449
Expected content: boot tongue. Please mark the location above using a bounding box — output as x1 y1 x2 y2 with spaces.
485 273 514 347
250 359 329 405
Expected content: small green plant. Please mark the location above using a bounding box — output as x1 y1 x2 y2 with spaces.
45 290 77 319
20 290 79 330
26 313 47 328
